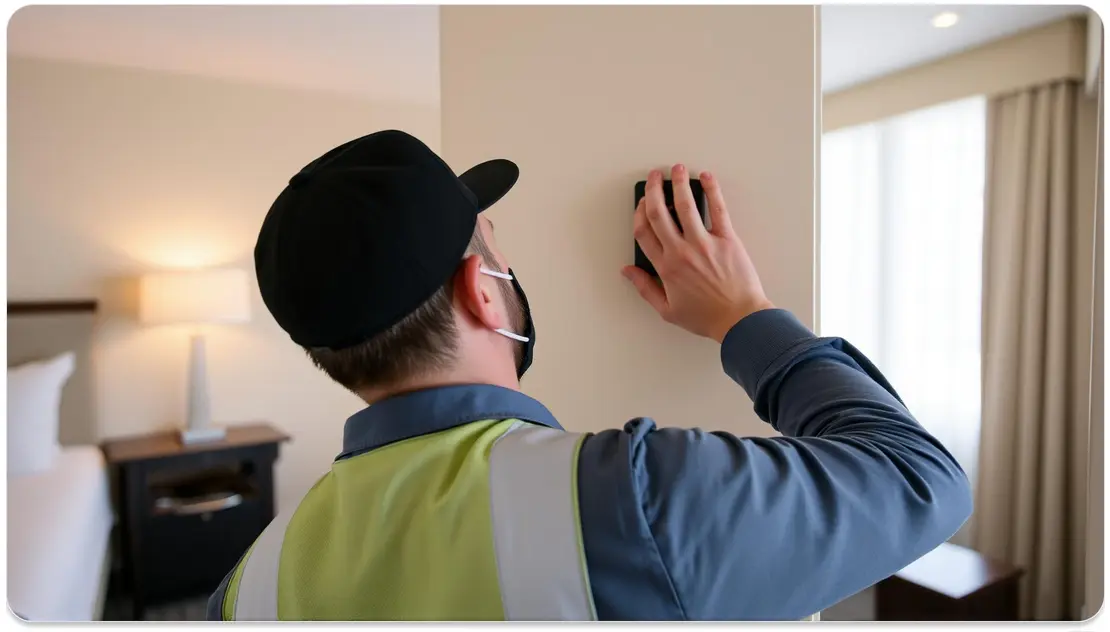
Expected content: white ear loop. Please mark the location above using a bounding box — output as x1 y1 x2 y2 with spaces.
479 267 513 280
494 328 530 342
478 267 531 343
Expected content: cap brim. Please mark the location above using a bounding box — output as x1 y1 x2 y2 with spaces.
459 159 519 212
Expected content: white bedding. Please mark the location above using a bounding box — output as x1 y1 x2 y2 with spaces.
8 445 113 621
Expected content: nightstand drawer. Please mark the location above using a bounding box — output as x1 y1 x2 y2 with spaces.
102 423 288 619
141 496 269 601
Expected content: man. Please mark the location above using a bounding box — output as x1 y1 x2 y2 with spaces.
208 129 971 621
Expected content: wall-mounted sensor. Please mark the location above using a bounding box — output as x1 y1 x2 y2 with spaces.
633 179 707 277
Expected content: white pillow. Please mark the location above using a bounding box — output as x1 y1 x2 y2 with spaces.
7 352 75 477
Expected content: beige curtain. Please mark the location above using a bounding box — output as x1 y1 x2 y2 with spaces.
1083 68 1104 620
974 79 1100 620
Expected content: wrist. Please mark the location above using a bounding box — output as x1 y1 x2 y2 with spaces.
719 308 816 399
712 298 776 343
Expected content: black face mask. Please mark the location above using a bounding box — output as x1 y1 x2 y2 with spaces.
507 268 535 379
482 265 535 380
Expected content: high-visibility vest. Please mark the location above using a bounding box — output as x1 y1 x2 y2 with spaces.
222 420 595 620
220 419 821 621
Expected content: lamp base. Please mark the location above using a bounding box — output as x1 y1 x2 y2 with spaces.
179 426 227 445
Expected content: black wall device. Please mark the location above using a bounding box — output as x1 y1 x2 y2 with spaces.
633 179 708 277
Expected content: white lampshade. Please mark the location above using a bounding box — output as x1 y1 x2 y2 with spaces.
139 268 251 326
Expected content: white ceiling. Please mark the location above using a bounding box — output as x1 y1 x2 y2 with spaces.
7 5 440 105
9 5 1090 101
822 4 1088 93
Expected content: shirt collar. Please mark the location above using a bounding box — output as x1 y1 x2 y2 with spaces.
338 383 563 461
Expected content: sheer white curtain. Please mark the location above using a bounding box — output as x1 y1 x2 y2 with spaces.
820 96 987 494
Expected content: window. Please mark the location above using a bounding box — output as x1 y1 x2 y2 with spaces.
820 96 987 491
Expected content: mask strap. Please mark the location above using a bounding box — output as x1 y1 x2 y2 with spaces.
495 328 530 342
479 267 531 343
480 267 513 280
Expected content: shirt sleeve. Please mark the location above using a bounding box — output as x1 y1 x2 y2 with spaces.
206 568 233 621
576 308 973 620
207 545 251 620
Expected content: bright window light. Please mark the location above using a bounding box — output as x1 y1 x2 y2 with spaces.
820 96 987 493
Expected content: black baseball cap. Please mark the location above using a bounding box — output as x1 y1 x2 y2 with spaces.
255 130 519 350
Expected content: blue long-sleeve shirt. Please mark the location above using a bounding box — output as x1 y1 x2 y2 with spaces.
208 308 971 620
575 308 971 619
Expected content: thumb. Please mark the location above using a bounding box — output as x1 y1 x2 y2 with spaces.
622 266 669 317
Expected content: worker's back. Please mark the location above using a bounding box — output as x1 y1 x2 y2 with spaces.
209 309 974 621
281 420 515 619
216 417 595 621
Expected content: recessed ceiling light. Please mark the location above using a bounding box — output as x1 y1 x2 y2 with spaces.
932 12 959 28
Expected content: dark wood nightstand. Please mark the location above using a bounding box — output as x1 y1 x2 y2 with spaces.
875 542 1024 620
101 423 289 620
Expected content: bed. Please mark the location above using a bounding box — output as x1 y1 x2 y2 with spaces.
7 300 113 621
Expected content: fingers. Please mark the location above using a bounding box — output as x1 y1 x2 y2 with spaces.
644 169 682 249
671 164 708 241
700 171 734 237
621 265 669 317
633 196 664 264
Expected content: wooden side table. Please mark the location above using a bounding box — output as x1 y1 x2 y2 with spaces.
102 423 289 620
876 542 1024 620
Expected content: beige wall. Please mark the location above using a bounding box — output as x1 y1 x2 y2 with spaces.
825 17 1089 132
7 56 440 512
440 6 816 435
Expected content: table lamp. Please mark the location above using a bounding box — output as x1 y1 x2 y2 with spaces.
139 268 251 444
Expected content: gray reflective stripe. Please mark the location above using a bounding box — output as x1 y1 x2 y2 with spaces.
488 423 595 621
234 508 296 621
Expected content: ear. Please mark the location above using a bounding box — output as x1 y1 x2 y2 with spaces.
455 254 504 331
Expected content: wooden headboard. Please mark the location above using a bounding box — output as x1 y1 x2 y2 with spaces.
8 300 99 445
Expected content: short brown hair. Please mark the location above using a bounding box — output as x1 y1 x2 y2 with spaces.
305 227 499 392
